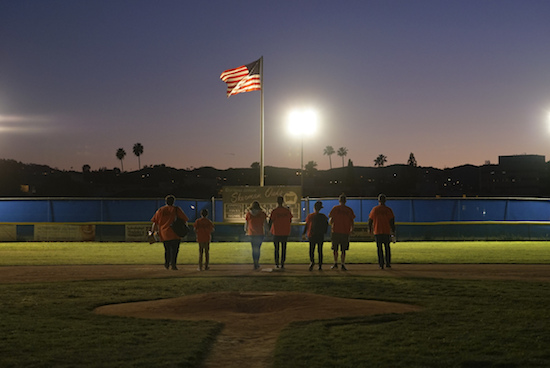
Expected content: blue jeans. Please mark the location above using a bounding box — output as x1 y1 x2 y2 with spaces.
250 235 264 268
309 236 324 264
374 234 391 268
273 235 288 266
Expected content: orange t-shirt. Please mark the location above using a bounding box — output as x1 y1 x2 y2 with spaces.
151 205 189 241
269 206 293 236
194 217 214 243
329 204 355 234
369 204 395 235
245 210 267 236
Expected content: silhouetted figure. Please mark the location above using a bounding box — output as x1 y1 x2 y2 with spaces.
269 196 293 269
151 195 189 270
329 194 355 270
303 201 329 271
368 193 396 269
245 201 268 270
194 209 214 271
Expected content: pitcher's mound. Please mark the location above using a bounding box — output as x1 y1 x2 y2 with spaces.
95 291 421 321
95 292 421 368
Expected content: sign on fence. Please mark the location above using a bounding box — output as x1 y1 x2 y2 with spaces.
222 186 302 223
34 224 96 241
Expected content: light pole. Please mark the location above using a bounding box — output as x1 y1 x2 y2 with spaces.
287 108 318 189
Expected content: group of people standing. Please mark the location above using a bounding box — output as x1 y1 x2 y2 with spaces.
151 193 396 271
243 193 396 271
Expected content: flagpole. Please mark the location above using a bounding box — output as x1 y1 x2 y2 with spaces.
260 56 264 187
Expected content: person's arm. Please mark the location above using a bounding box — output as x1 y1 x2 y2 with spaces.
390 218 396 234
368 218 373 234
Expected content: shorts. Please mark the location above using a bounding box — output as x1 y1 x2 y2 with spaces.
331 233 350 251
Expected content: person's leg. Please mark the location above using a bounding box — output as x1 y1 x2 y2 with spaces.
318 240 324 269
341 250 347 270
340 235 349 270
309 241 315 263
309 241 315 271
273 238 280 267
375 235 385 269
251 236 263 269
163 243 170 269
205 243 210 270
198 245 203 270
172 240 181 270
165 239 180 270
384 241 391 268
331 234 339 268
281 237 287 268
332 248 339 268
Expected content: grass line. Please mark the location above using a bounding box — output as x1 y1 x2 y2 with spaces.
1 241 550 266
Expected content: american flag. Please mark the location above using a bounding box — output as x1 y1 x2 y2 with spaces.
220 58 262 97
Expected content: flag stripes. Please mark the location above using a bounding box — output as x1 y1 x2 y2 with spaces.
220 59 262 97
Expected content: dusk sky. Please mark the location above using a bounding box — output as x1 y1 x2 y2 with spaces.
2 0 550 172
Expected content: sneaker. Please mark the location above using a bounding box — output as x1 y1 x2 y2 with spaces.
386 265 391 268
318 265 323 271
171 266 178 271
331 264 338 270
204 266 210 270
309 263 314 271
197 267 202 271
164 263 170 270
341 264 347 271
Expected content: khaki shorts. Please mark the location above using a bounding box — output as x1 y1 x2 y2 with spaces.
198 242 210 251
331 233 350 251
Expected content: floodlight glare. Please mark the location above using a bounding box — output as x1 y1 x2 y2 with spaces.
287 108 318 136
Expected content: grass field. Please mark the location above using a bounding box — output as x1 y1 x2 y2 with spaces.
1 241 550 367
1 241 550 266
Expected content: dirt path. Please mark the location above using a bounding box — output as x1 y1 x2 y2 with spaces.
1 263 550 283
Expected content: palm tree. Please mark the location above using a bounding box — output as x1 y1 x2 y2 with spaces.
116 148 126 171
133 143 144 170
374 154 387 167
323 146 335 169
304 160 318 177
407 152 418 167
337 147 348 167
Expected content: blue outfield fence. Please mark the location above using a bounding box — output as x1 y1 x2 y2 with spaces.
1 197 550 241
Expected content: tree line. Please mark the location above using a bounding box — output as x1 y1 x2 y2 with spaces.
312 146 418 171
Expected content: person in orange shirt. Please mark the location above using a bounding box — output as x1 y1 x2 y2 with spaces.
245 201 268 270
368 193 396 269
269 196 293 269
194 209 215 271
151 195 189 270
328 194 355 271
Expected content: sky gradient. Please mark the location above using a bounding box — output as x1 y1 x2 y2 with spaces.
2 0 550 172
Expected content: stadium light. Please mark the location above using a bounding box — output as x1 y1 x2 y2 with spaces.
287 108 318 188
